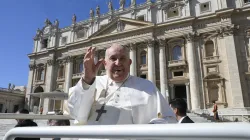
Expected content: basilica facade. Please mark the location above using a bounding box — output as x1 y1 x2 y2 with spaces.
26 0 250 114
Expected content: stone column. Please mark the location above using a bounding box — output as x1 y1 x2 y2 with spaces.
44 58 56 114
129 43 137 76
60 100 64 111
185 82 191 111
159 39 168 99
27 63 35 111
147 40 156 83
64 56 73 93
222 31 244 107
170 84 175 100
185 33 200 110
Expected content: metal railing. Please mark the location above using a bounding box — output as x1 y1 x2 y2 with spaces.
0 113 72 120
4 123 250 140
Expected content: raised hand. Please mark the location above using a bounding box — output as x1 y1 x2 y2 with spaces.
82 47 104 85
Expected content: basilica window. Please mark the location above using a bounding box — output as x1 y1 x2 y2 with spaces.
140 51 147 65
61 36 67 45
73 60 84 74
137 15 145 21
173 71 183 77
200 2 211 13
165 7 180 19
41 38 49 48
172 45 182 60
36 65 45 81
205 40 215 57
76 28 87 39
58 65 65 78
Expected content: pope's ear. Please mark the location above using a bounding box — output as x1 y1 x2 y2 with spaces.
129 59 132 65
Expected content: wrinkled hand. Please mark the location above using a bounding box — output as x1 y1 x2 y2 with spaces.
82 47 104 84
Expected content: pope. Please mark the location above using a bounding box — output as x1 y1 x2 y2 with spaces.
67 43 177 125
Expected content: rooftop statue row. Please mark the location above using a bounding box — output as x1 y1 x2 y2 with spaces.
88 0 150 18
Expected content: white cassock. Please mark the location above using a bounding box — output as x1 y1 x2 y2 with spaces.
67 75 177 125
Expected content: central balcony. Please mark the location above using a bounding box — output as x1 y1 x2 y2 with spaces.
203 56 221 64
168 60 187 68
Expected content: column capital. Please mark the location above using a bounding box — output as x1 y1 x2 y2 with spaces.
157 39 166 47
146 39 155 47
47 59 55 66
184 33 195 42
65 56 73 63
217 25 239 37
29 64 36 70
127 43 136 51
185 82 190 86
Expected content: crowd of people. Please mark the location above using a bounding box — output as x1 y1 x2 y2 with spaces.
14 109 70 140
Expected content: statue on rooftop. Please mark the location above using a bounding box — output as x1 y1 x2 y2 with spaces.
119 0 125 9
44 18 51 26
90 8 94 18
36 28 41 35
11 84 15 91
131 0 136 7
72 14 77 24
8 83 11 90
108 0 113 11
54 19 59 28
96 5 100 17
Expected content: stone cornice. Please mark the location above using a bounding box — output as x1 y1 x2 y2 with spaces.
215 8 234 16
65 25 153 48
157 16 195 29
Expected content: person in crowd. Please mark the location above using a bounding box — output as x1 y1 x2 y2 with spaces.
47 111 70 140
170 98 194 123
15 108 40 140
213 101 220 121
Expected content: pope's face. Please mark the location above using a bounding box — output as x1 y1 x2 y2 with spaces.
104 46 132 82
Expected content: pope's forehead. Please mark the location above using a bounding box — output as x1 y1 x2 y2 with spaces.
106 44 127 55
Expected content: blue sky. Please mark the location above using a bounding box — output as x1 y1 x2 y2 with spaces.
0 0 148 88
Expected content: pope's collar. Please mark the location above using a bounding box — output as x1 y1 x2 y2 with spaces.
108 74 130 86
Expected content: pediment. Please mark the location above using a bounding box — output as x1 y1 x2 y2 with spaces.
89 17 154 38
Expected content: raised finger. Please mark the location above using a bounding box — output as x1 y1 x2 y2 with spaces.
91 47 96 59
84 47 92 59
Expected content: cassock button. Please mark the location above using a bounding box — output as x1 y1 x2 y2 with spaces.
117 95 119 97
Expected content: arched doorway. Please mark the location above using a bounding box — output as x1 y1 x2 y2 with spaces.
31 86 44 113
